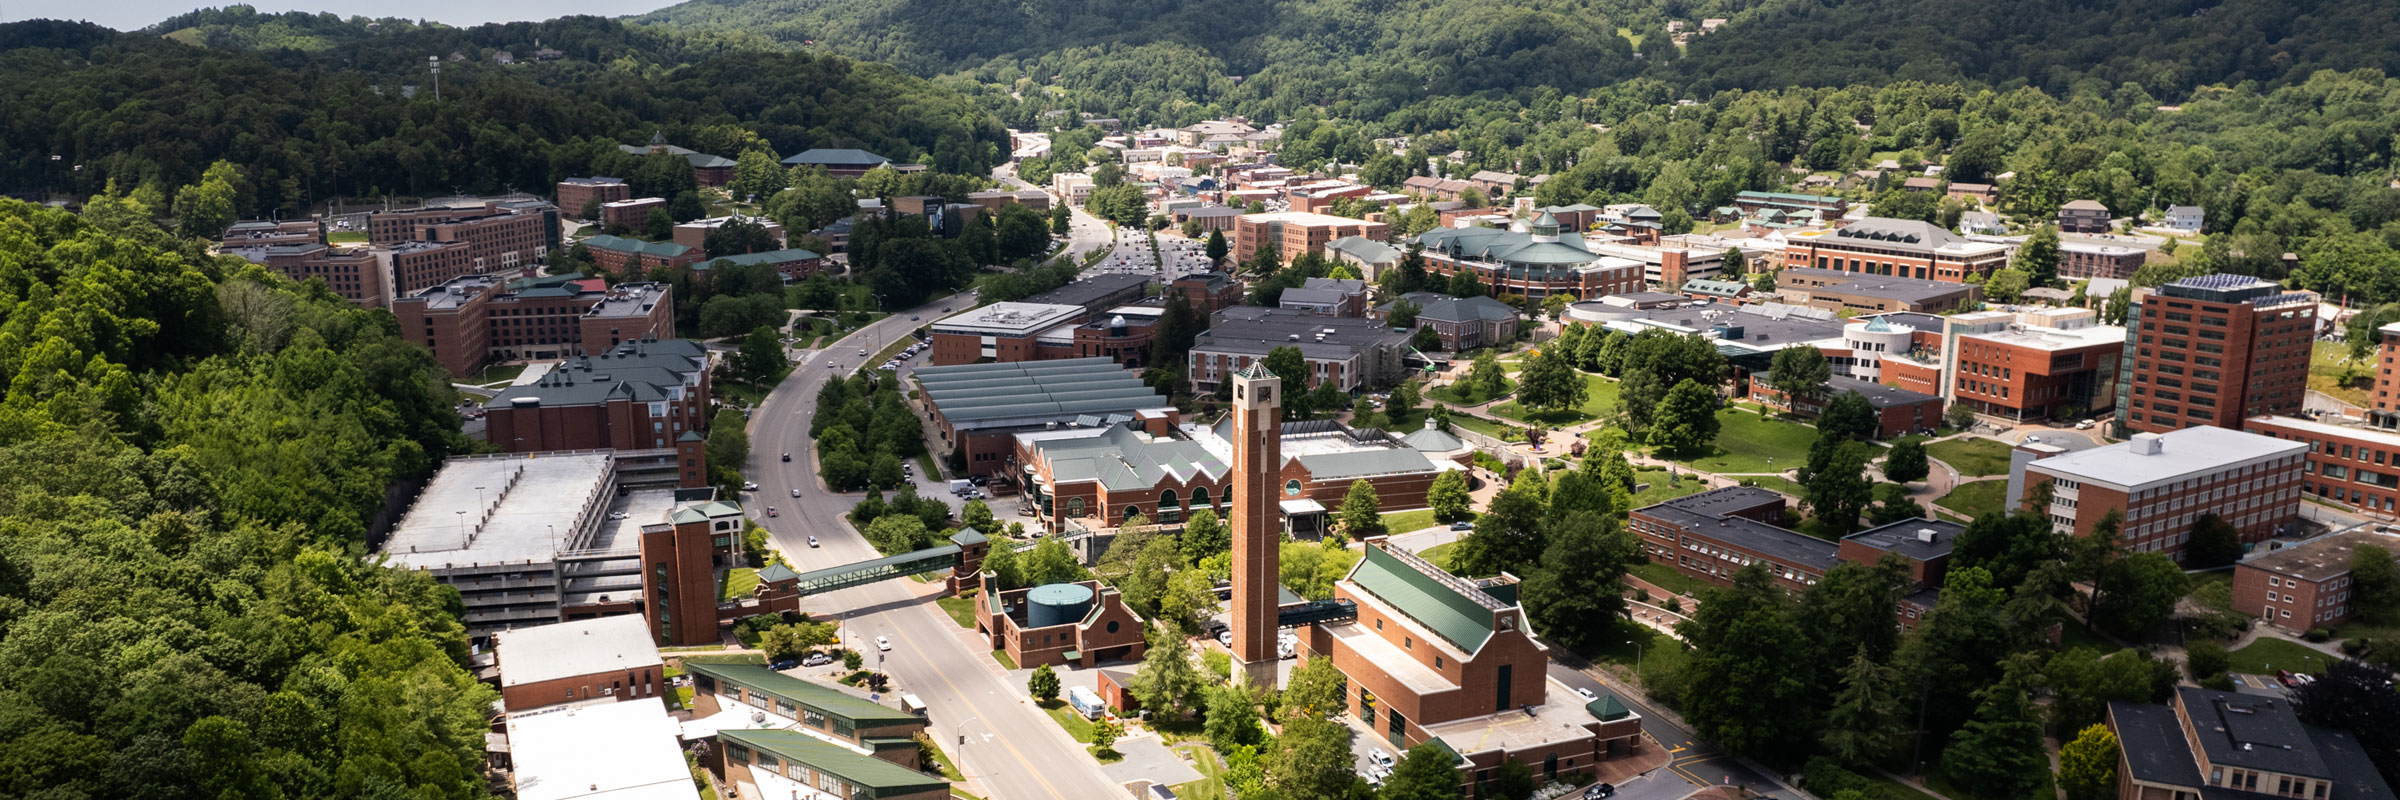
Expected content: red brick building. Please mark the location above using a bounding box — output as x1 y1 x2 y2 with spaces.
928 302 1089 366
1746 374 1943 439
674 215 786 251
368 200 559 277
1171 271 1245 316
1838 519 1964 630
1781 217 2011 283
392 275 676 376
2244 415 2400 519
229 244 393 307
494 615 664 711
1630 487 1834 593
599 197 666 230
701 247 829 282
1011 418 1449 535
2232 531 2395 630
1416 215 1648 300
483 338 712 453
1232 211 1390 266
2010 426 2308 561
1948 315 2127 422
556 177 631 219
2116 275 2315 436
972 576 1149 669
2059 241 2147 280
220 218 323 249
579 233 705 276
642 499 745 646
914 358 1179 478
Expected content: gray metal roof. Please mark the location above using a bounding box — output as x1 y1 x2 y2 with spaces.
483 340 705 410
915 358 1170 427
1296 448 1440 481
1035 426 1228 490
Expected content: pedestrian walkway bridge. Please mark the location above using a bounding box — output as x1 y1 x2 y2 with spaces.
791 544 963 596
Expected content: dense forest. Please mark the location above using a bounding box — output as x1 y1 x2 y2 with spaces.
0 191 496 798
0 15 1006 216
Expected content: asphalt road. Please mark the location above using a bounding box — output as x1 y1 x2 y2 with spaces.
744 293 1125 800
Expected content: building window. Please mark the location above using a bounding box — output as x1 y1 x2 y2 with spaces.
1285 479 1303 497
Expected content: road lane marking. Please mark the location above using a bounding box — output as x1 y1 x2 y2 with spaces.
867 588 1082 800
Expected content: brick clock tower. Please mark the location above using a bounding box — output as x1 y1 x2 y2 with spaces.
1229 363 1283 688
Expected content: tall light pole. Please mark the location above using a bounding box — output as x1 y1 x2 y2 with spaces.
455 510 467 547
428 55 440 102
1627 639 1645 673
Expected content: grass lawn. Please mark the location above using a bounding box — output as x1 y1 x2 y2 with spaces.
719 568 760 602
1925 437 2014 477
937 595 979 629
1089 745 1124 763
1741 475 1805 497
1427 376 1515 406
991 650 1018 670
1670 409 1822 474
1421 541 1460 572
327 231 369 244
1934 480 2006 520
475 363 528 385
2311 341 2374 408
923 736 966 781
1383 508 1450 534
1171 745 1230 800
1628 561 1711 598
2228 639 2336 675
1584 619 1689 679
1449 414 1512 438
1039 700 1096 742
1490 374 1619 426
1488 401 1595 426
1629 468 1709 507
2057 624 2127 655
916 452 942 480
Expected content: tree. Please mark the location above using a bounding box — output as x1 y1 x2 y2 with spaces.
647 207 675 240
1025 537 1085 585
1678 563 1812 760
728 148 788 202
1388 299 1422 328
761 622 837 661
959 499 997 534
2185 640 2231 686
2017 225 2063 288
1767 343 1832 402
1181 509 1230 564
1338 480 1385 540
1378 741 1466 800
1901 567 2014 737
1647 378 1722 456
1129 622 1205 717
865 514 931 555
1883 439 1930 483
2184 512 2244 568
1515 347 1587 411
1541 293 1571 320
1051 205 1072 236
1386 380 1419 421
1265 716 1356 800
2353 543 2400 623
1412 325 1443 352
1203 684 1263 752
1520 512 1636 652
1942 660 2049 796
705 407 750 486
1091 718 1122 755
1944 403 1979 431
844 649 865 671
171 160 241 239
2094 552 2188 636
1467 350 1507 399
2046 648 2170 732
1822 647 1901 766
1982 268 2033 303
1487 761 1537 800
669 190 706 222
1027 664 1060 704
738 325 786 384
2290 659 2400 780
2058 725 2120 800
1428 471 1473 522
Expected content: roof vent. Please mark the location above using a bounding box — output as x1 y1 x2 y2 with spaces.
2128 432 2164 455
1917 528 1937 543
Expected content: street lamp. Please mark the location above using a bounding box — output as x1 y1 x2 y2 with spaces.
1626 639 1645 672
455 510 467 546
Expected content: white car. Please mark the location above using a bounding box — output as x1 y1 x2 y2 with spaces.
606 511 628 520
743 481 759 491
808 536 820 548
1574 687 1598 701
875 636 892 651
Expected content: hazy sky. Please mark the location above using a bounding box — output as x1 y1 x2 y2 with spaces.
4 0 676 32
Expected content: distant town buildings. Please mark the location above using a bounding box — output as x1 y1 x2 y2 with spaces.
2058 199 2112 233
621 131 735 186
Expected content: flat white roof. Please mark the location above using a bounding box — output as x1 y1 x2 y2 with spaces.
1965 322 2126 351
931 302 1084 336
2248 415 2400 446
506 698 700 800
497 616 663 688
2027 425 2308 491
381 453 614 569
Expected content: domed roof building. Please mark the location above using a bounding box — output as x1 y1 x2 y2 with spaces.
1414 212 1647 299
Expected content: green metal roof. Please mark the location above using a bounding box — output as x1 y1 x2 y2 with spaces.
684 662 924 728
757 563 800 583
704 248 822 268
1586 695 1631 721
580 234 693 258
719 729 949 796
1349 546 1499 655
949 528 989 546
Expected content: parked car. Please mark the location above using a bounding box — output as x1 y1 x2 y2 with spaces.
808 536 820 548
743 481 759 491
876 636 892 651
782 452 791 462
1450 521 1476 531
1584 783 1616 799
769 658 799 671
2076 419 2096 430
1368 749 1395 769
1217 629 1233 646
606 511 628 521
801 652 833 667
1574 687 1598 701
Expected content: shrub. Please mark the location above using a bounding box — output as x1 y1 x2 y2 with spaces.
2304 628 2333 643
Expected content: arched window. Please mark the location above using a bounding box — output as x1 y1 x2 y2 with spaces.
1223 485 1232 509
1159 489 1182 523
1191 486 1211 508
1124 506 1143 523
1284 479 1303 497
1066 497 1086 517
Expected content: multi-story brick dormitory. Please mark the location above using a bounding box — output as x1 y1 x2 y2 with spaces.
482 338 712 454
227 243 397 308
1632 487 1969 627
2008 425 2307 561
220 218 323 249
1775 266 1980 314
1188 306 1413 393
1233 211 1391 266
2059 240 2148 280
555 177 630 219
366 199 561 279
578 233 705 276
392 275 676 376
1415 213 1647 300
2106 688 2396 800
2115 274 2315 436
1780 217 2011 283
1170 271 1246 316
2244 414 2400 520
599 197 666 230
2231 530 2399 629
1010 417 1457 536
1278 277 1372 317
